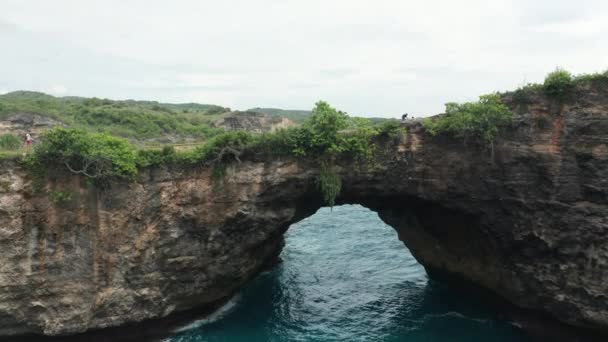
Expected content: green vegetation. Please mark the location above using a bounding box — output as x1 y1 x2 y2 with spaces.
26 128 137 182
248 107 392 125
512 68 608 105
0 134 23 160
25 101 404 206
423 68 608 148
0 91 229 140
0 134 21 150
423 93 512 146
543 68 574 101
376 119 407 139
135 145 178 168
49 190 73 204
574 71 608 91
512 83 542 105
0 150 22 160
318 162 341 207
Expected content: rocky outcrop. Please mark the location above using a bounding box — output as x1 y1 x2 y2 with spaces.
213 111 295 133
0 113 61 137
1 87 608 338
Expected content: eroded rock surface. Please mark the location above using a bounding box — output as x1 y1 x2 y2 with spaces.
1 88 608 337
213 111 295 133
0 113 61 137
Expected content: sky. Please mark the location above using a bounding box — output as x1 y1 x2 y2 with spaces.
1 0 607 118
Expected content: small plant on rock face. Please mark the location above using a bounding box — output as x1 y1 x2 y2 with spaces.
49 190 72 204
543 68 574 101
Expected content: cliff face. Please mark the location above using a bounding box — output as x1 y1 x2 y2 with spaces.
1 88 608 338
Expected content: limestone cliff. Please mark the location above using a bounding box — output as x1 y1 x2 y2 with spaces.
1 86 608 339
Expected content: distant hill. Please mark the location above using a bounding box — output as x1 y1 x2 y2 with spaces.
0 91 396 143
0 91 231 141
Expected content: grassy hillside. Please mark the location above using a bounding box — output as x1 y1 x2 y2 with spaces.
0 92 397 146
0 91 230 140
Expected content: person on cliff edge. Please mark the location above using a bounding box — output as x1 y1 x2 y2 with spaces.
24 132 33 154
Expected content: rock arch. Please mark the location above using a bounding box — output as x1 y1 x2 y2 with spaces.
1 95 608 339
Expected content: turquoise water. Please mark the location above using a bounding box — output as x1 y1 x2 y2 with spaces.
167 205 532 342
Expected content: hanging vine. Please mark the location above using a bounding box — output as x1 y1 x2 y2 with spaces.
318 162 341 208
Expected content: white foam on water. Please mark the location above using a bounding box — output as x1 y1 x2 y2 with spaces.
171 293 242 333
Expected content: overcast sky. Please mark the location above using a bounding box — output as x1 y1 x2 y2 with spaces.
1 0 607 117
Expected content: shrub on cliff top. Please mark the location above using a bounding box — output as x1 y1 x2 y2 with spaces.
511 68 608 106
252 102 382 162
306 101 349 155
27 128 137 180
543 68 574 101
136 145 177 167
574 70 608 89
188 130 256 165
423 93 512 146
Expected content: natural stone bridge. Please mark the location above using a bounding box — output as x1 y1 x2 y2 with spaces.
1 91 608 339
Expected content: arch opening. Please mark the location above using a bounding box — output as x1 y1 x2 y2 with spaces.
168 204 531 342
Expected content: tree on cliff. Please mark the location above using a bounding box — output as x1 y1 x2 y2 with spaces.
26 128 137 181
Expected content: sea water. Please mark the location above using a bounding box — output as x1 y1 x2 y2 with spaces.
167 205 531 342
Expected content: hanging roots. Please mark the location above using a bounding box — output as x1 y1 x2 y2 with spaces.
318 162 341 207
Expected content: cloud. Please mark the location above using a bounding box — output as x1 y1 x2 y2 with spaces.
0 19 18 33
0 0 607 117
48 84 67 95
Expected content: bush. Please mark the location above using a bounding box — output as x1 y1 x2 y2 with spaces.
305 101 349 155
0 134 21 150
512 83 542 105
543 68 574 100
193 130 256 163
252 127 314 157
136 145 177 167
376 119 406 138
28 128 137 180
423 93 512 145
574 71 608 89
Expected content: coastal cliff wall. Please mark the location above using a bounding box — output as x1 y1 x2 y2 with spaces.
1 87 608 337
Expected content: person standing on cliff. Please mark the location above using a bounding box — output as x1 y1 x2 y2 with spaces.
24 132 33 154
